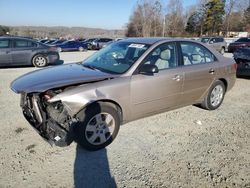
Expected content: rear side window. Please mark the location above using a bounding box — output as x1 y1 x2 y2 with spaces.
215 38 224 43
14 40 37 48
99 39 106 42
0 39 10 48
236 38 250 42
105 38 112 42
180 42 215 65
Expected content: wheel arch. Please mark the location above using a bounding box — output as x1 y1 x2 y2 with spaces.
76 99 123 124
218 78 228 92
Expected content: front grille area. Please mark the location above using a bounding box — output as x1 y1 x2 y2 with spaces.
21 93 74 147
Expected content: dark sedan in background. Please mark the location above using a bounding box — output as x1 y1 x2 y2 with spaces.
234 47 250 77
90 38 113 50
228 37 250 53
55 40 88 52
0 36 59 67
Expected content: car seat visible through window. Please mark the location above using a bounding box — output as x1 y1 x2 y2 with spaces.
155 49 171 70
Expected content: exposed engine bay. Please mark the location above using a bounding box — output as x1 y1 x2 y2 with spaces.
21 88 78 147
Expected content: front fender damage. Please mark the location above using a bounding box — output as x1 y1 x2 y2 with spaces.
48 87 107 117
21 81 111 147
21 91 78 147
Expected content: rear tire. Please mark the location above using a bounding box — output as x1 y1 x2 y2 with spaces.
201 80 225 110
220 47 225 55
74 102 120 151
32 54 48 67
57 47 62 52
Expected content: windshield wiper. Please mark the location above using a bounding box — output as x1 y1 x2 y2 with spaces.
83 64 99 71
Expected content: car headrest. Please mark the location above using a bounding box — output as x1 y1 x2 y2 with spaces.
192 54 201 62
160 49 171 60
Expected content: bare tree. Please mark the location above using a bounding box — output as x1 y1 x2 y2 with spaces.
164 0 185 36
224 0 237 36
126 0 163 37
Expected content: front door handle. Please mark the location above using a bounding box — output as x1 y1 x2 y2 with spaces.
172 75 181 81
209 69 215 74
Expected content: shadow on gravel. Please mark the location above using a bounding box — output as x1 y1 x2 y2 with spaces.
74 145 116 188
51 60 64 66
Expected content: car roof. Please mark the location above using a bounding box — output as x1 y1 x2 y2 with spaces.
0 36 35 41
121 37 202 45
201 36 224 39
121 37 179 45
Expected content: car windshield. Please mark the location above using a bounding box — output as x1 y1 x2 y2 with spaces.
85 38 96 42
201 38 210 43
82 41 150 74
61 41 70 45
236 38 250 42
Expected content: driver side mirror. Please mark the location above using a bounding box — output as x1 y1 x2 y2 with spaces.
209 40 214 44
139 64 159 75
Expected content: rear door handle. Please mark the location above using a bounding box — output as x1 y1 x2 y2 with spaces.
209 69 215 74
172 75 182 81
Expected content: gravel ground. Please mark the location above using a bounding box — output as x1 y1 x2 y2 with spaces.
0 52 249 188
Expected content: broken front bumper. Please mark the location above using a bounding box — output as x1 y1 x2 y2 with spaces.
21 94 74 147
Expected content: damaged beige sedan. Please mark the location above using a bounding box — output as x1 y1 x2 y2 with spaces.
11 38 236 151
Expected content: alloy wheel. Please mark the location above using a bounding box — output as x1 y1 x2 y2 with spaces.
210 85 224 107
35 56 46 67
85 113 115 145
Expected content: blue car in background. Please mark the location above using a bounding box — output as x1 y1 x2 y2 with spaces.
50 39 66 45
56 40 88 52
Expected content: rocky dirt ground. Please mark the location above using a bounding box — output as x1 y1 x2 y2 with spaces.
0 52 249 188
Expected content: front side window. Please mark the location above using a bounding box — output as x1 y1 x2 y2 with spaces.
0 39 10 48
180 42 215 65
201 38 210 43
83 42 150 74
141 42 177 70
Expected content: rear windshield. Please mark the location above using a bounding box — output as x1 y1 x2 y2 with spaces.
236 38 250 42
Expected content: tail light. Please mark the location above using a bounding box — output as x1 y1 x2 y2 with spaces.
232 63 237 70
49 47 58 52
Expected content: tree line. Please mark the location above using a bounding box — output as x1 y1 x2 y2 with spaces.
0 26 124 39
126 0 250 37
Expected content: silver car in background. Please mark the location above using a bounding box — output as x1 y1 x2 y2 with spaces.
0 36 59 67
11 38 236 151
201 37 227 54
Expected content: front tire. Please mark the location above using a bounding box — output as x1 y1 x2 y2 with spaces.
78 47 84 52
201 80 226 110
32 54 48 67
74 102 120 151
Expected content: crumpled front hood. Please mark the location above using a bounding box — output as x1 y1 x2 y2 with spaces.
11 63 116 93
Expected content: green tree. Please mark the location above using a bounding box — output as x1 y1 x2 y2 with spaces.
204 0 225 35
185 10 205 36
0 25 10 35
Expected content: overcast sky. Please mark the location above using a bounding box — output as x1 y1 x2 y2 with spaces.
0 0 197 29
